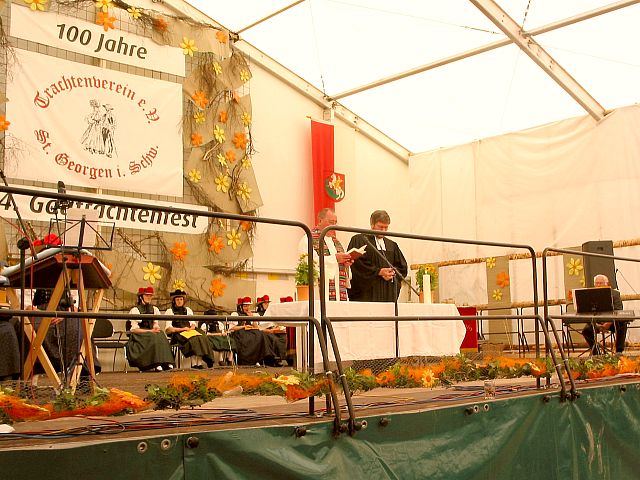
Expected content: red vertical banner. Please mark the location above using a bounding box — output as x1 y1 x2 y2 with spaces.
311 120 335 220
457 306 479 352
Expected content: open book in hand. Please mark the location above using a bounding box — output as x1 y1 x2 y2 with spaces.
346 245 366 260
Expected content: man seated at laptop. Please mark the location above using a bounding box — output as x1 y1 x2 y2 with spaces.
581 274 626 354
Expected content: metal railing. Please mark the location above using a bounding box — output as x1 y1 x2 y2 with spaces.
314 226 571 431
0 184 346 420
542 247 640 399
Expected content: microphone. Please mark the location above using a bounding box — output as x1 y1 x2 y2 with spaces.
57 181 69 214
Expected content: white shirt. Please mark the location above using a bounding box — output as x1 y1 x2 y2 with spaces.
128 304 162 330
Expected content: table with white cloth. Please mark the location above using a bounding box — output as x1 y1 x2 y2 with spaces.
264 301 465 370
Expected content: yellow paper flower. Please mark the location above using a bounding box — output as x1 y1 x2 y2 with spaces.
216 152 227 167
171 242 189 261
216 30 228 44
143 262 161 284
213 125 225 144
492 289 503 301
25 0 47 11
496 271 510 288
421 369 436 388
580 275 586 287
236 182 252 203
214 174 230 193
225 150 236 163
208 234 225 254
0 116 10 132
96 11 116 31
233 132 248 150
272 375 300 386
212 62 223 75
179 37 198 56
226 229 242 250
241 156 252 169
127 6 141 19
239 69 251 82
191 132 203 147
193 111 205 124
567 258 583 276
95 0 112 12
219 111 228 123
486 257 496 269
241 112 252 126
188 169 202 183
209 278 226 297
172 279 187 291
192 91 209 109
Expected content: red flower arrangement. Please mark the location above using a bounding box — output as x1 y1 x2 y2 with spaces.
33 234 62 250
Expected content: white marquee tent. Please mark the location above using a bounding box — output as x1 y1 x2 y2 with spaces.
167 1 640 343
180 0 640 155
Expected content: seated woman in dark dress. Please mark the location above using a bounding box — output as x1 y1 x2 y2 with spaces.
200 307 236 366
126 286 174 372
27 288 101 377
0 281 20 381
164 289 215 369
231 297 287 366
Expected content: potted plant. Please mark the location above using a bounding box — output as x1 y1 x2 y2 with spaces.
416 264 438 303
295 254 319 301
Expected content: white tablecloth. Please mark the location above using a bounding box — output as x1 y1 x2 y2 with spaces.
264 301 465 369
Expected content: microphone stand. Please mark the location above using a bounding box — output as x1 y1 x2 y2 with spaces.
360 235 417 357
361 235 418 296
0 170 36 379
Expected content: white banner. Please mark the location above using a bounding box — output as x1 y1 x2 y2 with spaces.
10 3 185 76
5 49 184 196
0 186 209 234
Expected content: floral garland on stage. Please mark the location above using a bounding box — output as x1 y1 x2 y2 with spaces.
2 354 640 423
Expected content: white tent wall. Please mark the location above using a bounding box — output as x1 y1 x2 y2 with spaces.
409 104 640 345
248 61 410 301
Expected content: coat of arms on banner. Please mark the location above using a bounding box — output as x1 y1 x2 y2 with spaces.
324 172 345 201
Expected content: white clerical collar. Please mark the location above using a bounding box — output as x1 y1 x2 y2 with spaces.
375 237 386 250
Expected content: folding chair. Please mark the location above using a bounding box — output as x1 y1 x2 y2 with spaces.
92 319 128 372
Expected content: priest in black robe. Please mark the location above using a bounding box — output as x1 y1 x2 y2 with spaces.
347 210 408 302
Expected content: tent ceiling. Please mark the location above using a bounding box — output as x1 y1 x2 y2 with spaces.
181 0 640 155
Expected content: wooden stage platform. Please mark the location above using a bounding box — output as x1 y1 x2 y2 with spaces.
3 360 640 479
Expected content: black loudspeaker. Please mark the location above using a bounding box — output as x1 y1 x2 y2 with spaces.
582 240 617 289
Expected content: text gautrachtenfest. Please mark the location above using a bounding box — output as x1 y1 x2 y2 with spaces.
0 188 209 234
5 48 183 197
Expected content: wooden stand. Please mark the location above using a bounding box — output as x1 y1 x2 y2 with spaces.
5 252 111 392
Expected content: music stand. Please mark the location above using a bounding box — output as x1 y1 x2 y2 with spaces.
573 287 614 314
4 209 113 392
48 207 115 251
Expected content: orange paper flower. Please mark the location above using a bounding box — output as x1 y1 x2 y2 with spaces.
191 132 203 147
96 11 116 31
225 150 236 163
154 17 169 32
219 111 228 123
208 234 225 254
240 221 253 232
496 271 510 288
0 115 10 131
216 30 228 44
192 91 209 109
209 278 226 297
171 242 189 261
233 132 248 150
